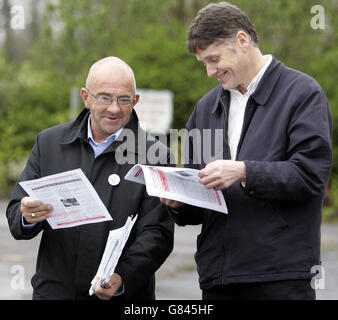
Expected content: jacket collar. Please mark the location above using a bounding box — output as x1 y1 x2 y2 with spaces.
59 108 89 144
211 56 283 113
211 86 227 114
250 55 283 105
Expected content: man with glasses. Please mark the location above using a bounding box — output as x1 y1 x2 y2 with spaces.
6 56 174 300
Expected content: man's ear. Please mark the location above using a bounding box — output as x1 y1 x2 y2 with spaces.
235 30 250 51
80 88 90 109
132 94 140 108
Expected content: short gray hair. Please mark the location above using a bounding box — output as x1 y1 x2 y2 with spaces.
187 1 259 53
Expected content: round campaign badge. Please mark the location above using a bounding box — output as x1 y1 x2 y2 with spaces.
108 174 120 186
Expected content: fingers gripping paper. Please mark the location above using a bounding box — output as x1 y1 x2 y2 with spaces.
89 214 138 295
124 165 228 214
19 169 112 229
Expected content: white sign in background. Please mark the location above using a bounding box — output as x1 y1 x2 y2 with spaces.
134 89 173 134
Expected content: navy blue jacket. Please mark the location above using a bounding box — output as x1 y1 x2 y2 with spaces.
174 57 332 290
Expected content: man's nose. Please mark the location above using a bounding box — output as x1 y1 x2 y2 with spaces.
206 64 217 78
106 99 120 112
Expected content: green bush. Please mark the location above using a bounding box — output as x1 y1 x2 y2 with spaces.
0 0 337 216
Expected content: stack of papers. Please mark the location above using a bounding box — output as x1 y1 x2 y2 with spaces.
89 214 138 295
124 165 228 214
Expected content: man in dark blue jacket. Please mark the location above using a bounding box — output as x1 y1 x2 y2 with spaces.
161 2 332 300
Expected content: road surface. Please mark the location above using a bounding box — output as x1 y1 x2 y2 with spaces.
0 201 337 300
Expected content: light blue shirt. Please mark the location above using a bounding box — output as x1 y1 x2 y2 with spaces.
87 115 123 158
88 114 125 295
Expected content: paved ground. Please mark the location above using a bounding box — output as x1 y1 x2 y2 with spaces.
0 200 337 300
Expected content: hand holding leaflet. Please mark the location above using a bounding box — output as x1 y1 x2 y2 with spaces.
89 214 138 296
19 169 112 229
124 165 228 214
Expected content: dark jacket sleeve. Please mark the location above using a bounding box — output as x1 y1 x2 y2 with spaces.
115 150 175 299
167 111 206 226
243 84 332 202
6 135 44 240
115 197 174 299
168 204 204 226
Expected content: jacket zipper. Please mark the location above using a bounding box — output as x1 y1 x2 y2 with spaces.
220 99 231 160
220 99 231 286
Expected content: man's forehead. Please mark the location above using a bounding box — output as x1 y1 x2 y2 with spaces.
92 63 131 79
89 67 134 91
92 82 134 95
195 42 225 61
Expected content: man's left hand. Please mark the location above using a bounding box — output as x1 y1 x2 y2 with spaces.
92 273 123 300
199 160 246 190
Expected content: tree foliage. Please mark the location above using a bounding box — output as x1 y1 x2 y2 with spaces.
0 0 337 205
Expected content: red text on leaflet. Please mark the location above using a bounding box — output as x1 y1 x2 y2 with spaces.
134 168 142 178
158 170 169 192
56 216 106 226
214 190 222 206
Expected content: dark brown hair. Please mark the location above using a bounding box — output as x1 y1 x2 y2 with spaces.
187 1 259 53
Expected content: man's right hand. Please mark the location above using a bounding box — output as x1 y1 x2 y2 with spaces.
20 196 53 224
160 198 184 209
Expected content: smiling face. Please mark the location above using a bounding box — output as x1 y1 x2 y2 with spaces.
195 33 253 94
81 59 139 143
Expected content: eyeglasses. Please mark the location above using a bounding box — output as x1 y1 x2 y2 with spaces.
86 88 135 106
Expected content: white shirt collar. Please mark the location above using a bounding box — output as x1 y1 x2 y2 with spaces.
230 54 272 97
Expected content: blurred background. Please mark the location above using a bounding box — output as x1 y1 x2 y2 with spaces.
0 0 337 299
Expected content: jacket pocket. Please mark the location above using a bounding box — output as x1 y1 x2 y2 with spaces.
260 200 289 241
